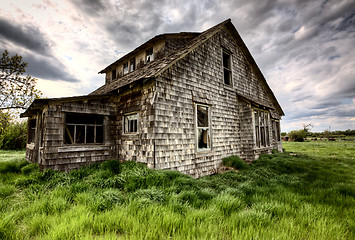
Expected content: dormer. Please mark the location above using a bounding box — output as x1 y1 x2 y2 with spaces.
99 33 199 85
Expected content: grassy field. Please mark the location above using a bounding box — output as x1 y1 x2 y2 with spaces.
0 141 354 239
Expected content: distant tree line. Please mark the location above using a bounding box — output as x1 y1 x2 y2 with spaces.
282 126 355 142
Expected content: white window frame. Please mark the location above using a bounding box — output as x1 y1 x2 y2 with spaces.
195 104 211 152
123 112 139 135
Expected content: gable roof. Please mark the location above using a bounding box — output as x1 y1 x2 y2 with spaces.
91 19 284 116
90 19 230 96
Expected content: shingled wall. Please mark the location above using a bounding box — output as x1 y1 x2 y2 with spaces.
153 27 279 177
26 97 117 171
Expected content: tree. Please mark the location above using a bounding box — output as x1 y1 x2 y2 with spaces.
288 129 307 142
302 123 313 133
0 50 42 110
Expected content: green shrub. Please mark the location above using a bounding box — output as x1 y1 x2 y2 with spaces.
222 155 249 170
0 121 27 150
288 129 307 142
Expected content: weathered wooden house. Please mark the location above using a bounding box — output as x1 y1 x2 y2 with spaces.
21 19 284 177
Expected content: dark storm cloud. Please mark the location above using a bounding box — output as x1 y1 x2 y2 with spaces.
0 47 79 83
0 17 51 55
22 54 79 82
0 15 79 83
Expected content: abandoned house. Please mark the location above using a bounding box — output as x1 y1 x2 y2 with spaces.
21 19 284 177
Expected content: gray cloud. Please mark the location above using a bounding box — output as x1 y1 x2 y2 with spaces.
22 54 79 82
2 0 354 131
70 0 108 16
0 17 51 55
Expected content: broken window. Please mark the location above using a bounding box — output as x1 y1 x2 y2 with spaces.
64 113 104 145
123 62 129 75
130 58 135 72
272 120 276 141
254 111 260 148
146 47 154 63
111 69 116 80
254 109 270 148
196 104 211 150
274 120 281 141
124 113 138 134
222 49 232 85
28 119 36 143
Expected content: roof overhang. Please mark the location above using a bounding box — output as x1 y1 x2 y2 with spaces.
20 94 114 118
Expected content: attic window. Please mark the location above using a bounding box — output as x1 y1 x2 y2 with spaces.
64 113 104 145
111 69 116 80
222 49 232 85
123 62 129 75
130 58 135 72
196 104 211 151
146 47 153 63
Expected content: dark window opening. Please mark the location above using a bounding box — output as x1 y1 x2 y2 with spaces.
124 113 138 134
130 58 136 72
223 50 232 85
146 47 153 63
197 105 211 150
64 113 104 145
111 69 116 80
123 62 129 75
254 110 270 148
276 121 281 141
28 119 36 143
272 120 276 141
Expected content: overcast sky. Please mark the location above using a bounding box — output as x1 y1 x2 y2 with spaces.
1 0 354 132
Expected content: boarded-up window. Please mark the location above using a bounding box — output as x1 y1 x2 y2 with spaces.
64 113 104 144
123 62 129 75
130 58 135 72
146 47 153 63
124 113 138 134
254 109 270 148
28 119 36 143
196 105 211 150
222 49 232 85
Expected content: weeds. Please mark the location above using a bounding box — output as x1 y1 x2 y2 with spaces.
0 142 354 239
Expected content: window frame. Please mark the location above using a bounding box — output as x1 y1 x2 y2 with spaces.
28 119 36 143
129 58 136 72
123 112 139 135
195 104 212 152
253 109 271 148
222 48 232 86
111 69 116 80
64 113 104 145
123 62 129 75
146 47 154 63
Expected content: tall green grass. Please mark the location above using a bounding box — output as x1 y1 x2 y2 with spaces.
0 143 354 239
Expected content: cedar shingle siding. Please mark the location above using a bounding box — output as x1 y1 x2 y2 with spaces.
21 19 284 177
